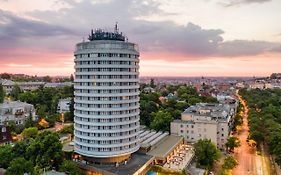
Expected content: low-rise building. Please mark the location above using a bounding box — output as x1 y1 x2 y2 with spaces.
0 79 45 94
171 103 237 150
0 125 12 145
0 101 36 125
44 82 73 88
57 98 71 113
17 81 45 91
0 79 14 95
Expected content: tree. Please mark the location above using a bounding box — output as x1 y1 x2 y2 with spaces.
0 84 5 103
70 74 74 82
21 127 38 139
150 111 173 132
59 124 74 138
6 157 34 175
26 131 63 170
0 145 14 168
140 100 158 126
69 97 74 121
0 73 11 79
149 79 156 88
12 140 30 158
11 84 21 100
194 139 220 169
6 120 16 133
24 114 34 128
59 160 84 175
226 136 241 152
222 156 238 170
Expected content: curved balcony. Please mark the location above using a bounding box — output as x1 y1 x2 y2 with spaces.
74 85 139 90
74 139 138 148
74 111 140 119
74 64 139 69
74 132 139 141
74 78 138 83
75 57 139 62
74 117 139 126
74 98 139 105
74 105 139 112
74 92 139 97
75 72 139 76
74 124 139 134
74 145 140 158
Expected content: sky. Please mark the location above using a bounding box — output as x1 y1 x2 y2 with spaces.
0 0 281 77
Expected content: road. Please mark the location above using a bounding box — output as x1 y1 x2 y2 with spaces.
232 92 270 175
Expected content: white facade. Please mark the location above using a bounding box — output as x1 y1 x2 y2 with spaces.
171 103 237 150
57 98 71 113
0 101 36 125
0 79 45 94
73 30 140 159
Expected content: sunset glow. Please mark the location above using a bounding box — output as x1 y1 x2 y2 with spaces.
0 0 281 76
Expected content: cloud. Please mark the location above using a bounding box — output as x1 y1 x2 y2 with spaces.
217 40 280 56
6 63 32 67
220 0 272 7
0 0 280 66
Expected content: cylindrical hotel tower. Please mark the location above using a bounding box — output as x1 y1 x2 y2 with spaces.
74 25 140 163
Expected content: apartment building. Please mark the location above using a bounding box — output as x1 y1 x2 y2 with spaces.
171 102 237 150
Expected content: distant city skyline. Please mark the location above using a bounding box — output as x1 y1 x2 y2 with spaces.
0 0 281 76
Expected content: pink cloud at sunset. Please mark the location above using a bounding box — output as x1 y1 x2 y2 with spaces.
0 0 281 76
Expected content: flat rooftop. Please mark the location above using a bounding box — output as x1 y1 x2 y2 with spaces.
147 135 183 159
77 153 153 175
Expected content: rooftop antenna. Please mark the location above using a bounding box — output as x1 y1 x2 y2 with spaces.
114 22 119 33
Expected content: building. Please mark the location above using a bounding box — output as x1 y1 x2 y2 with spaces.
0 79 14 95
71 127 192 175
17 81 45 91
57 98 71 113
44 82 73 88
0 125 12 145
0 101 36 125
171 103 237 149
0 79 45 94
74 25 140 164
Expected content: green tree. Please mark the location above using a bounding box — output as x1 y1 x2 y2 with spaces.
69 97 75 121
12 140 30 158
222 156 238 170
37 104 48 118
70 74 74 82
24 114 34 128
149 79 156 88
59 160 84 175
0 145 14 168
0 84 5 103
194 139 221 169
140 101 158 126
21 127 38 139
6 120 16 133
11 84 21 100
26 131 63 170
226 136 241 152
150 111 173 132
6 157 34 175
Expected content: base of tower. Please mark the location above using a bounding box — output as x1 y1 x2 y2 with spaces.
75 153 131 165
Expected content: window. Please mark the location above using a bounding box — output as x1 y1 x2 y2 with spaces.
1 127 6 132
